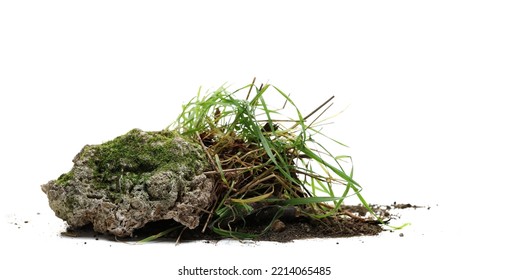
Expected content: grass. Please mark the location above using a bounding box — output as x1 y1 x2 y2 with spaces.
144 79 381 241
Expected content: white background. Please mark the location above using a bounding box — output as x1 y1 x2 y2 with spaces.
1 1 507 279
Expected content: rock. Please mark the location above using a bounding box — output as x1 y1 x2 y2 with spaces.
41 129 213 237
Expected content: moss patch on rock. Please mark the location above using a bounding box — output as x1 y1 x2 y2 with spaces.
42 128 213 237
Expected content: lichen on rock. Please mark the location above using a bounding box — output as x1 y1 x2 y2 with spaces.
41 128 213 237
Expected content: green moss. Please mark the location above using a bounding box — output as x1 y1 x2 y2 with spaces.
80 128 205 192
94 129 163 174
56 171 74 186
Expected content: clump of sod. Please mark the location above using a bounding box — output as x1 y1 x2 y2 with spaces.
160 79 381 240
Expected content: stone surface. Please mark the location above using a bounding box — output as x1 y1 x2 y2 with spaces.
41 129 213 237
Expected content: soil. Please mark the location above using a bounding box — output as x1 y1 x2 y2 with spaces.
62 203 425 243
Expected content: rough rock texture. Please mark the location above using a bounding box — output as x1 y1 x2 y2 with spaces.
41 129 213 237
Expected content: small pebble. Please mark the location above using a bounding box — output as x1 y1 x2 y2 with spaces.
399 233 404 237
271 220 286 232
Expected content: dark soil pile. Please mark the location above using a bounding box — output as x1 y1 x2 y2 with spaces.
62 203 422 243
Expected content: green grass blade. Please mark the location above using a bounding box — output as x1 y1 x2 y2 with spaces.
138 225 182 243
280 196 346 206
